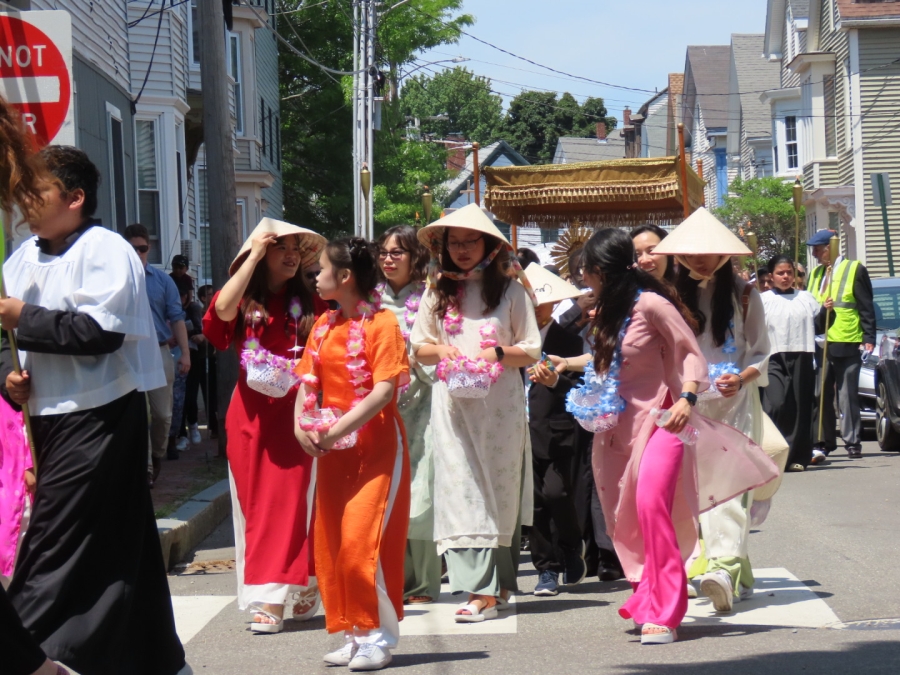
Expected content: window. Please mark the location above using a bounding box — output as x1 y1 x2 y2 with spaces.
106 103 127 233
229 33 244 134
785 116 799 170
189 1 200 68
824 75 837 157
136 120 162 264
236 199 248 240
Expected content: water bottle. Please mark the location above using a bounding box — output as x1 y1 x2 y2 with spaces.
649 408 699 446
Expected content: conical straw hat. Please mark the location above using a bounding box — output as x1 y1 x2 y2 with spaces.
417 203 510 255
651 207 751 257
229 218 327 276
524 263 584 306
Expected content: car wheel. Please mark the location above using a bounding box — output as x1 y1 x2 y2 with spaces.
876 381 900 451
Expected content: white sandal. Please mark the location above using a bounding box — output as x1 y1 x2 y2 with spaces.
454 601 498 623
249 608 284 634
290 586 321 621
641 623 677 645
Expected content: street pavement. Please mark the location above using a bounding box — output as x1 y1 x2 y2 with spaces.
169 439 900 674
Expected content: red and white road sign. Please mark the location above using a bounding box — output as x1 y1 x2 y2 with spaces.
0 11 73 148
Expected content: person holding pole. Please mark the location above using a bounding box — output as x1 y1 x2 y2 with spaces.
0 146 188 674
806 230 876 463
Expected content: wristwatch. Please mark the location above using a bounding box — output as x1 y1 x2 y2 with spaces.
679 391 698 407
494 346 505 363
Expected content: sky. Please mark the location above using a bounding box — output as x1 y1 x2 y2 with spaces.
418 0 769 126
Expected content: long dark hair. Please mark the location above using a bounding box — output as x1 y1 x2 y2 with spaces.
630 224 676 283
585 229 697 374
377 225 430 284
435 230 511 320
768 253 794 273
325 236 381 298
676 260 736 347
236 234 317 344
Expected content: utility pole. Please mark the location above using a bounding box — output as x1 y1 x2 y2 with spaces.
199 0 240 454
353 0 377 238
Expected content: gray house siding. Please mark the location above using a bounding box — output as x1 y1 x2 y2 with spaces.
255 20 282 217
72 54 136 234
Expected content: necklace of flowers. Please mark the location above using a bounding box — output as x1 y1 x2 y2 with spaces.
240 298 306 374
436 322 504 385
401 282 426 341
566 291 641 421
300 289 383 413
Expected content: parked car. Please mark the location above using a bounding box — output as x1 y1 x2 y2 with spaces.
867 278 900 450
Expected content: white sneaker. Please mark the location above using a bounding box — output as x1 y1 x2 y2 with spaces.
348 643 392 671
176 436 189 452
324 642 358 666
738 584 753 602
686 582 698 599
189 424 202 445
699 570 734 613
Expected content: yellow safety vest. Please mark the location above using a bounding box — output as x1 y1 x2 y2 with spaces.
809 259 863 343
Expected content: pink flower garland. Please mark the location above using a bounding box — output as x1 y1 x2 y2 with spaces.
240 338 299 374
402 282 425 341
443 286 464 336
436 322 505 386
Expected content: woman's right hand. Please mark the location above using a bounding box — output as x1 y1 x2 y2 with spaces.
248 232 278 263
6 369 30 405
295 427 328 458
436 345 462 361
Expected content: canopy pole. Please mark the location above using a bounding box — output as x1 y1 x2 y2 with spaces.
511 224 518 250
678 123 691 219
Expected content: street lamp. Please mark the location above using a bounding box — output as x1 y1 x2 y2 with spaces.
421 185 433 225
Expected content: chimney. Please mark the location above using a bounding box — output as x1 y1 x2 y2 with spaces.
623 107 632 127
595 122 607 141
446 133 466 173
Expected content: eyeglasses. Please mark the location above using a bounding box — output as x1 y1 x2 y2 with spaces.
447 236 483 252
132 245 150 254
797 271 806 278
378 248 408 260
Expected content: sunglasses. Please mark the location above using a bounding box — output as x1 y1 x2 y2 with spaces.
132 245 150 254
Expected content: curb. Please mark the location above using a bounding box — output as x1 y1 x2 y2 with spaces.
157 479 231 571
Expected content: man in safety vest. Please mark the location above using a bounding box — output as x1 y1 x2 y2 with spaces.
807 230 876 463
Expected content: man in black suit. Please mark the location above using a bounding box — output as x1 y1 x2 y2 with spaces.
525 265 591 596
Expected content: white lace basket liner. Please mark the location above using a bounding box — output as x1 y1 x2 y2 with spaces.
445 371 493 399
568 387 620 433
245 360 299 398
298 407 358 450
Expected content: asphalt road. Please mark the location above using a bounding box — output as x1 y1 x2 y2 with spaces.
170 440 900 674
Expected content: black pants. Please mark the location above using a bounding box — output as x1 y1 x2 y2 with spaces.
8 390 185 675
1 585 46 675
762 352 815 467
531 453 583 572
184 350 217 429
571 428 602 574
811 346 863 451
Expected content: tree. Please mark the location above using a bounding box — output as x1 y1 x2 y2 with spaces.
501 91 617 164
715 176 806 265
400 67 503 144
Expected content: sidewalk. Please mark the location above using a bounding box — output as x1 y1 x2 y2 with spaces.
152 430 232 570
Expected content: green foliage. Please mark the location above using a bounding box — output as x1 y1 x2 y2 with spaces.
715 176 806 266
501 91 616 164
400 67 503 144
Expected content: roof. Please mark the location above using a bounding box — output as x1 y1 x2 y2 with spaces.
685 45 732 129
554 136 626 164
442 140 529 207
731 34 781 138
837 0 900 20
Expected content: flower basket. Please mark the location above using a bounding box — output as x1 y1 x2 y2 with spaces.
566 386 620 433
245 360 299 398
298 407 358 450
437 356 503 400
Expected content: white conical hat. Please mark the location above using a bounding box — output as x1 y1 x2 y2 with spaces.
651 207 752 256
417 203 510 255
229 218 327 276
524 263 584 306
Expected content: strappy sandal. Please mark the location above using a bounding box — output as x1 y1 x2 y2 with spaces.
290 586 321 621
405 595 434 605
641 623 677 645
249 607 284 634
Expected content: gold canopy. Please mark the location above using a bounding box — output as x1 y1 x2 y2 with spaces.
484 157 705 228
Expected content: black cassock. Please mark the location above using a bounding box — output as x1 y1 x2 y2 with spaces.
1 304 186 675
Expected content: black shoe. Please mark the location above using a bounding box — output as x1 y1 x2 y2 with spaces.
847 445 862 458
534 570 560 596
562 540 587 586
598 549 624 581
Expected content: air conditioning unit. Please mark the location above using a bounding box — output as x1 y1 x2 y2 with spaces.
180 238 202 265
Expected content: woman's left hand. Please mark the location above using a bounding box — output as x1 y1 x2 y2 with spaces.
314 428 337 451
715 373 742 398
662 398 692 434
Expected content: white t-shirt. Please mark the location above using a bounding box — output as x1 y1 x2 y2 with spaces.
761 289 820 354
4 227 165 415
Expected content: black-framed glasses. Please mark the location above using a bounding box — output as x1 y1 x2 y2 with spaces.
447 236 483 252
132 245 149 254
378 248 408 260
